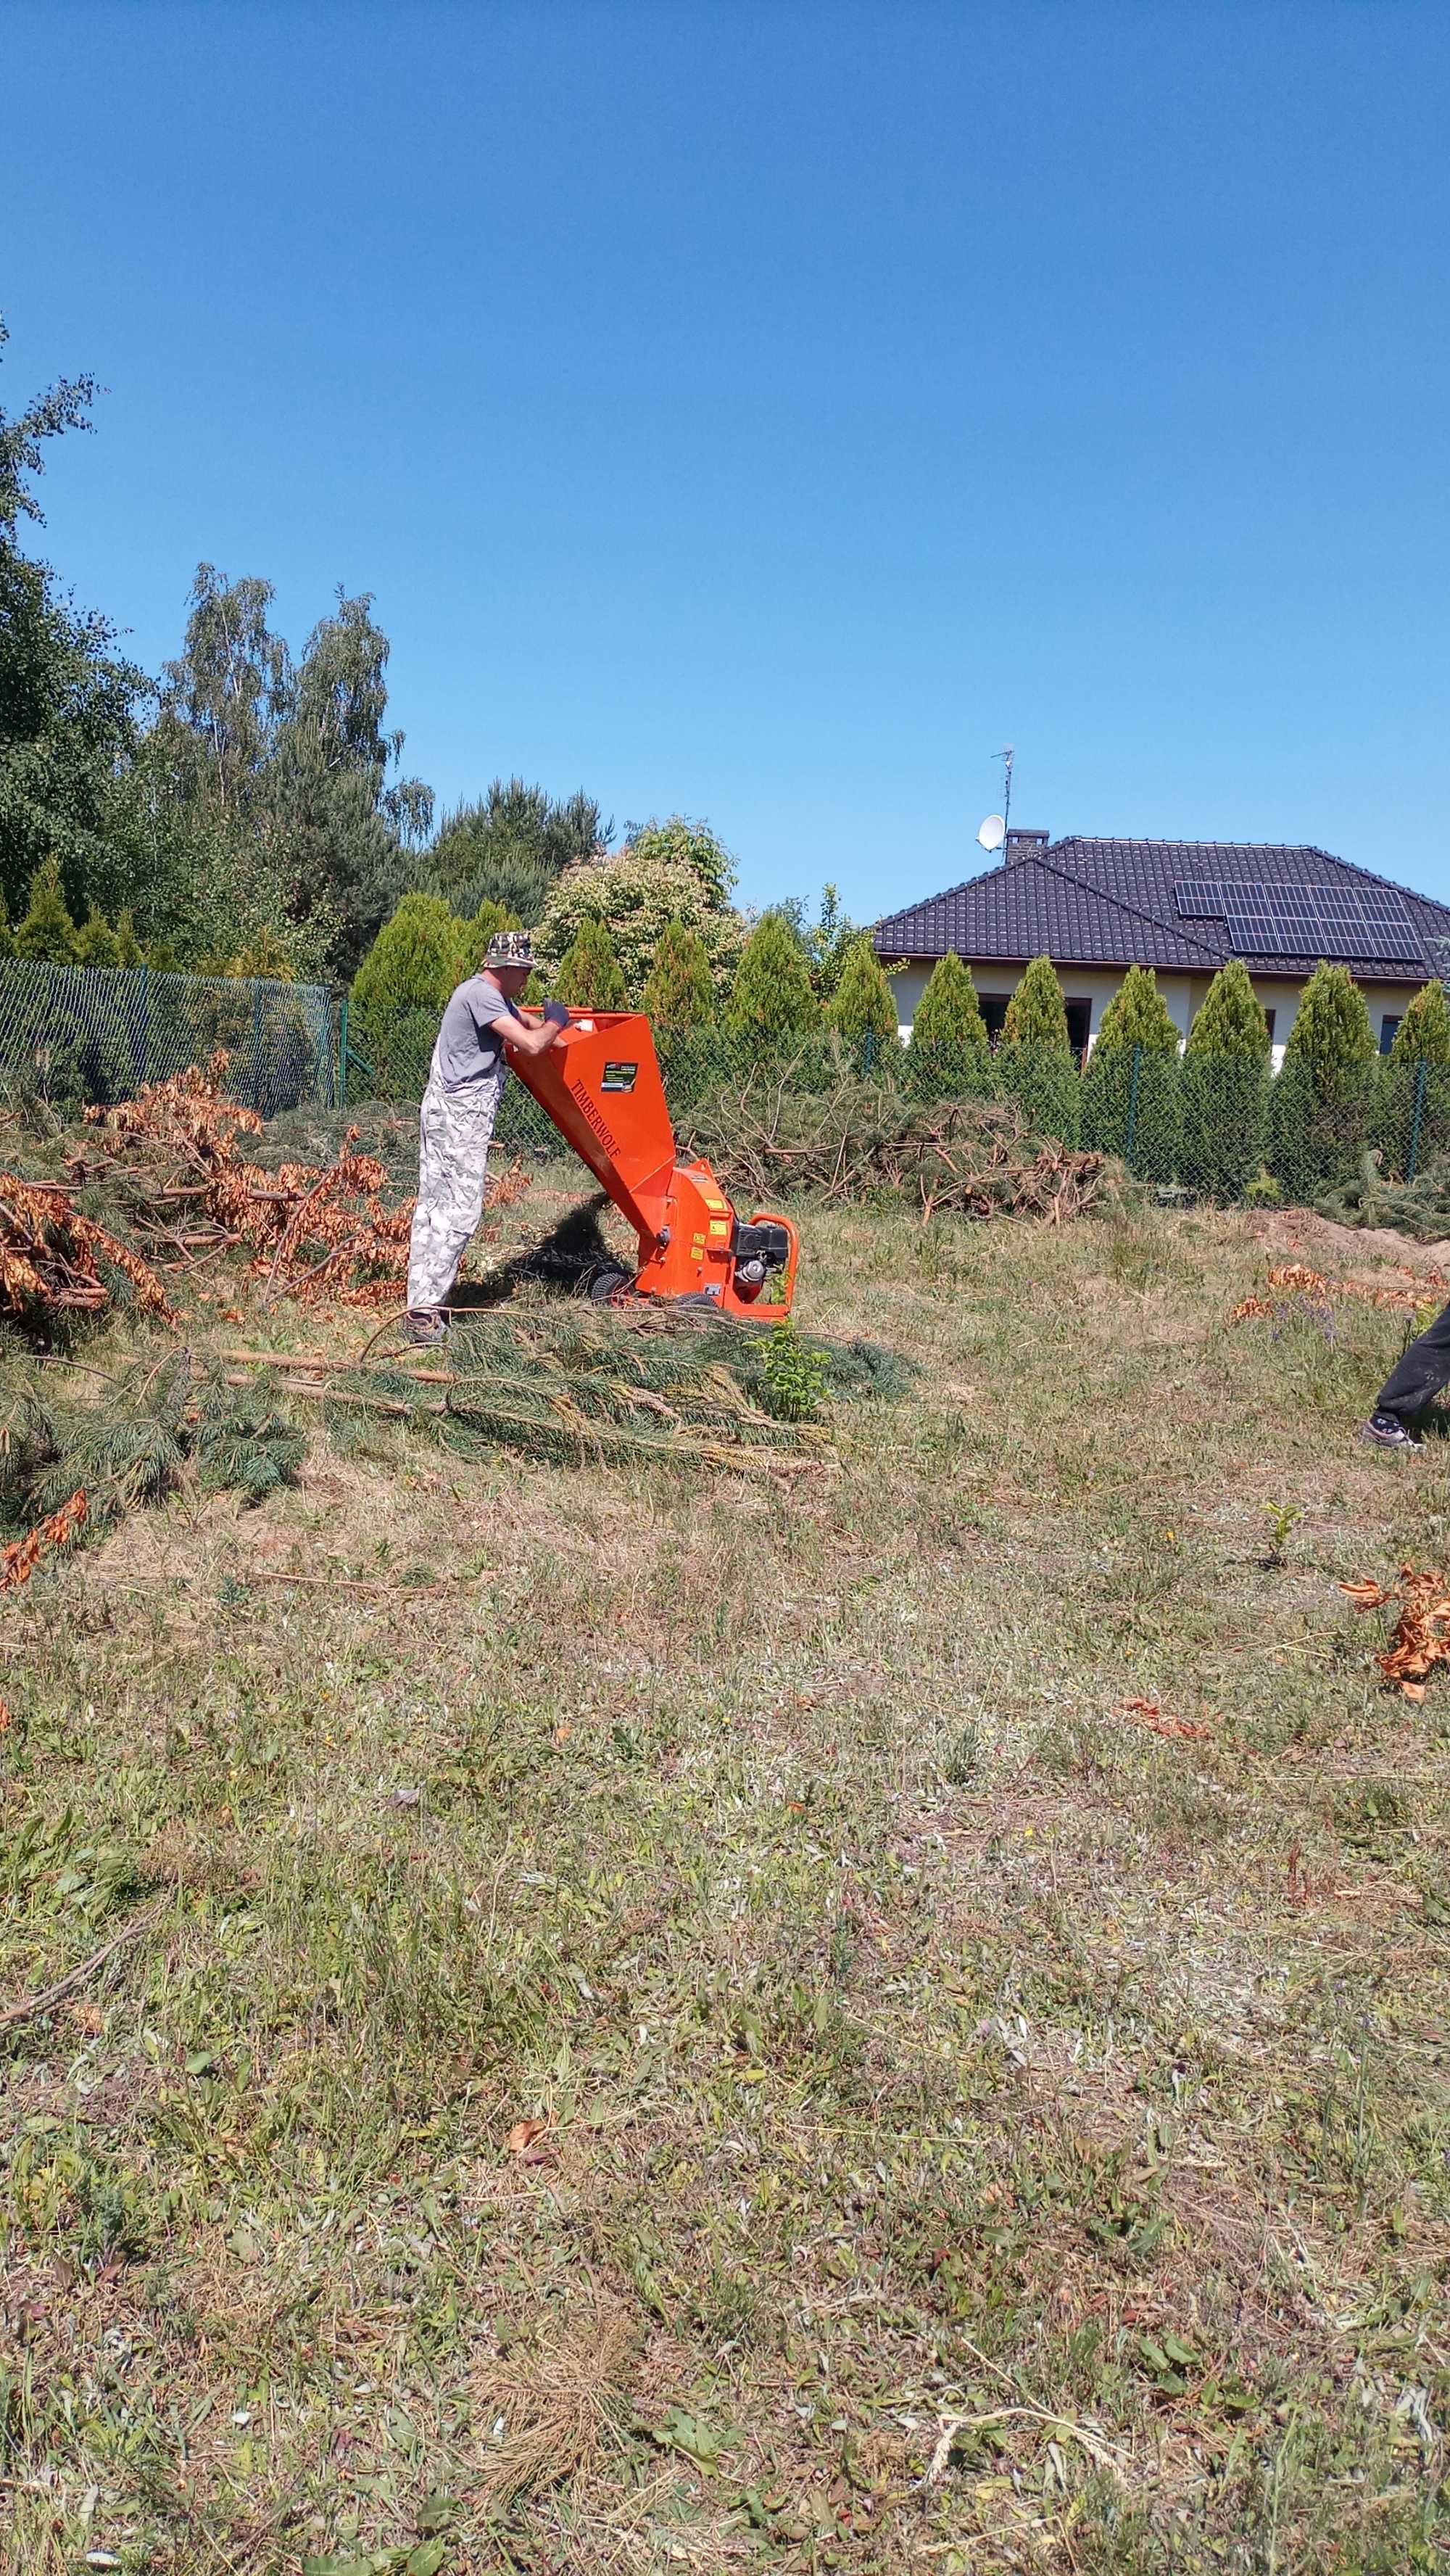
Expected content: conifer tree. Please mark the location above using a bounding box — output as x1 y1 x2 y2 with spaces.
1377 981 1450 1178
1082 967 1182 1177
1180 962 1271 1200
726 912 821 1036
351 893 467 1084
1001 954 1070 1050
1093 965 1180 1052
1282 962 1374 1081
1269 962 1375 1197
998 954 1078 1142
72 903 120 968
642 918 715 1028
458 899 519 973
0 891 12 964
825 936 898 1047
13 857 78 965
910 952 989 1052
1185 960 1270 1057
555 916 629 1010
1388 981 1450 1067
906 951 991 1098
113 909 142 968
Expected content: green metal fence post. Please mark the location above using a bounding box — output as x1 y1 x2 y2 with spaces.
1124 1044 1143 1165
339 994 349 1112
1407 1054 1428 1181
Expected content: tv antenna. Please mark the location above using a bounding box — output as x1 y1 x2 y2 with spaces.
976 743 1015 855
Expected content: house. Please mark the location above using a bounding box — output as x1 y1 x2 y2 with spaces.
872 830 1450 1062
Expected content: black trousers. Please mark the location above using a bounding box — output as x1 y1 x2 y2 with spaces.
1376 1299 1450 1421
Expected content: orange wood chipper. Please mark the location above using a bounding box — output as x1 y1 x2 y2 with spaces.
503 1008 799 1317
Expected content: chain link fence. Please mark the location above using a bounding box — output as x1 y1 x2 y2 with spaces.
0 959 336 1118
7 959 1449 1208
341 1017 1450 1200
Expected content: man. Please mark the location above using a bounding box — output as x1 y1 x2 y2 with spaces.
1362 1303 1450 1450
405 930 568 1345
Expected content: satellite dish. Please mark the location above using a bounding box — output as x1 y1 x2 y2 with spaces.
977 814 1006 853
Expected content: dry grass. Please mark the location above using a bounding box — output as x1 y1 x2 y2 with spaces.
473 2298 639 2506
2 1180 1449 2573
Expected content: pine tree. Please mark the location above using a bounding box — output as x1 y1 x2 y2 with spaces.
1388 982 1450 1067
113 909 142 968
72 903 120 968
0 891 13 964
13 858 78 965
1269 962 1375 1198
642 919 715 1028
555 917 629 1010
1181 962 1271 1200
1093 965 1180 1052
1185 960 1270 1057
726 912 821 1036
825 937 898 1047
1001 955 1070 1050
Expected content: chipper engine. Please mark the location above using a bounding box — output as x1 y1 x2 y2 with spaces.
503 1008 799 1316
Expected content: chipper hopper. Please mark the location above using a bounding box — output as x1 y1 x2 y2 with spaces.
504 1009 799 1316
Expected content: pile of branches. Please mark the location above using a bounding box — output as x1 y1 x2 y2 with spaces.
684 1072 1115 1223
1341 1566 1450 1702
229 1303 908 1478
0 1345 306 1548
1316 1148 1450 1242
0 1172 175 1330
78 1055 529 1310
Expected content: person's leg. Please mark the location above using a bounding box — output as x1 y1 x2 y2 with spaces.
407 1081 500 1324
1364 1297 1450 1442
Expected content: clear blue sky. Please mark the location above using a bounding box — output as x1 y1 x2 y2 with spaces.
4 1 1448 917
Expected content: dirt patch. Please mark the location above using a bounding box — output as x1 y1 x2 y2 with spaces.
1246 1205 1450 1281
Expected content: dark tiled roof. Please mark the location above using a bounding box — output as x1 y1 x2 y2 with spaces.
873 835 1450 983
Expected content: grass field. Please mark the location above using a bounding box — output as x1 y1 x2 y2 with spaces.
3 1173 1449 2574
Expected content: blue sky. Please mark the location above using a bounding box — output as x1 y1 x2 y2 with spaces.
4 1 1448 918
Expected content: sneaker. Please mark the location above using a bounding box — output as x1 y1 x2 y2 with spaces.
403 1308 448 1349
1360 1412 1422 1451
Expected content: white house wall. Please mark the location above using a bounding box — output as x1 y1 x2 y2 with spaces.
887 965 1428 1066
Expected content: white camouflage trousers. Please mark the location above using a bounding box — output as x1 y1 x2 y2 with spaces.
406 1070 504 1313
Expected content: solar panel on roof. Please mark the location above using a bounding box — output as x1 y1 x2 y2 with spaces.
1172 880 1422 962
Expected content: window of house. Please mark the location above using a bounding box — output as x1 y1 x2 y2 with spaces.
1262 1009 1276 1042
1064 999 1091 1057
978 994 1009 1040
1380 1015 1401 1056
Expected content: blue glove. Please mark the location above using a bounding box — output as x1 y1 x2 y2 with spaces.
542 1001 570 1027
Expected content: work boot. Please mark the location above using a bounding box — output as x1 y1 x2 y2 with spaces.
404 1307 448 1349
1360 1412 1422 1451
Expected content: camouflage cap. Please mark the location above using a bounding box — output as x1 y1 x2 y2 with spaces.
485 930 536 970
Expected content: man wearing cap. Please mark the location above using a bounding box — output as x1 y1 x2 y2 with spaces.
405 930 569 1346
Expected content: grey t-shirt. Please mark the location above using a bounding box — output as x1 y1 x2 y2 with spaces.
431 973 522 1093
